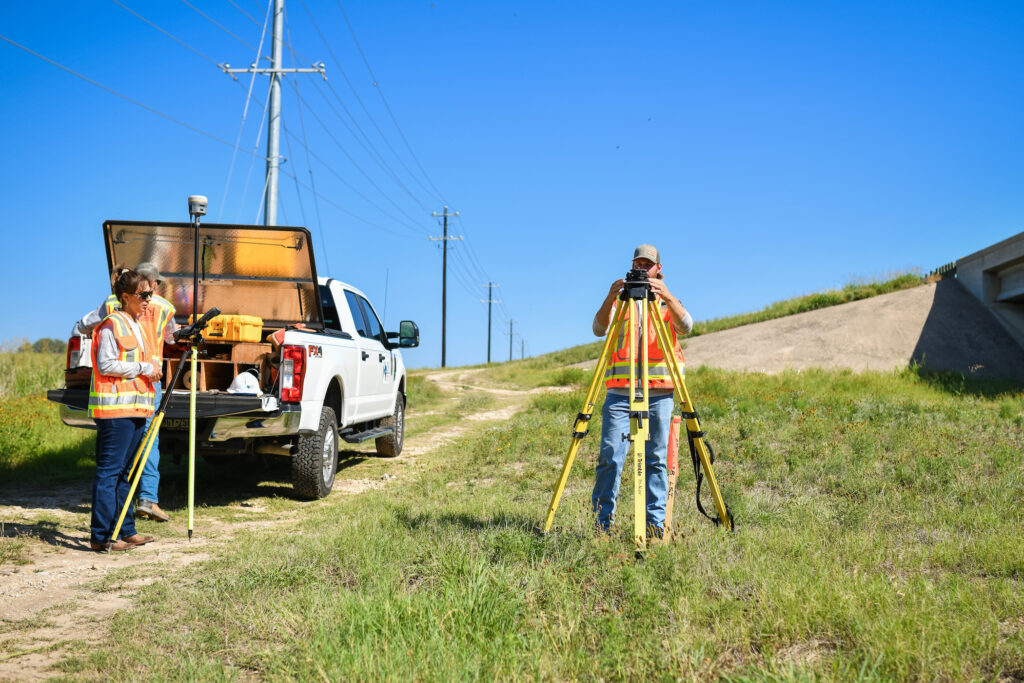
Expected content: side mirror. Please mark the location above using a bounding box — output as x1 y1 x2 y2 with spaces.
398 320 419 348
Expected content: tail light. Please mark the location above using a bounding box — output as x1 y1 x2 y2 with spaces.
280 344 306 403
66 336 81 369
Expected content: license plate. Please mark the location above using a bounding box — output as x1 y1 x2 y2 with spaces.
162 418 191 431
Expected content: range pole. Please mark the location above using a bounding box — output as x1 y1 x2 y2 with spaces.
429 206 461 367
218 0 325 226
480 282 500 363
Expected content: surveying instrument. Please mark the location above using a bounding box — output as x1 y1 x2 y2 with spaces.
541 268 734 551
107 196 220 549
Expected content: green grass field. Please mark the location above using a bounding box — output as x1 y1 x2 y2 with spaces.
41 361 1024 680
3 275 1023 680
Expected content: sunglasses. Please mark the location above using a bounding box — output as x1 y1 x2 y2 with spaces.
132 291 154 301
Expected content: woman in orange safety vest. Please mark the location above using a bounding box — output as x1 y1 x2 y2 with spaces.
87 267 162 552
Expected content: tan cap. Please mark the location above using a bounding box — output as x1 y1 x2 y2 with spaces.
633 244 660 264
135 262 163 284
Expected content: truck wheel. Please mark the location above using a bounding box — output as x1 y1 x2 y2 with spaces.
375 394 404 457
292 406 338 499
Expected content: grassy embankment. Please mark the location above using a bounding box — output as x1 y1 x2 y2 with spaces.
49 358 1024 679
690 272 925 337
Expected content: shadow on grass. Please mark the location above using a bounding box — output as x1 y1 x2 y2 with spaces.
910 367 1024 399
1 519 95 552
394 508 540 534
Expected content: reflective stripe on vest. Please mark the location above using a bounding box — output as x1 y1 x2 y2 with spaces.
604 300 685 390
102 294 119 317
88 311 155 419
137 294 175 365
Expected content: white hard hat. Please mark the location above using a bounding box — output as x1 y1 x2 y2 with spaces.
227 368 262 396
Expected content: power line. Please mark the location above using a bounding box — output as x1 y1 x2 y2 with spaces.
0 33 260 158
284 11 329 272
296 0 437 212
179 0 260 54
225 0 261 26
219 0 274 220
284 80 429 234
335 0 449 204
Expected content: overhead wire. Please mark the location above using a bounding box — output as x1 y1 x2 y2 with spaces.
280 127 427 237
283 10 329 273
235 77 274 223
0 33 261 159
284 80 429 236
219 0 273 220
294 0 436 213
335 0 449 204
179 0 259 54
225 0 261 27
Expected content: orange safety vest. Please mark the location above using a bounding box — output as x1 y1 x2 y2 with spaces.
102 294 119 317
88 310 155 419
604 299 685 390
100 294 174 365
137 294 175 365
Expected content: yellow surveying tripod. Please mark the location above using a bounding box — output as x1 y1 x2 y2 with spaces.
541 269 733 550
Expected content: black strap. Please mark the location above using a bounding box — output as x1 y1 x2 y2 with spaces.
679 410 698 420
686 430 735 531
571 412 591 439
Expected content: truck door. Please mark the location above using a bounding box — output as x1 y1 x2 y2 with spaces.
343 290 394 417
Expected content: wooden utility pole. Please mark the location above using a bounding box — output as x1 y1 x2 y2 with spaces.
480 282 500 363
429 206 461 366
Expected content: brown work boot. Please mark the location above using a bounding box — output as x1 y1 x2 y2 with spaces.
137 499 171 522
90 540 131 552
122 534 155 547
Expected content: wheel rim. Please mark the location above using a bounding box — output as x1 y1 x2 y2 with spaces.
321 426 335 482
395 403 404 448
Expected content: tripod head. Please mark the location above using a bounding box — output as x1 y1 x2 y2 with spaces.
174 307 221 346
621 268 655 301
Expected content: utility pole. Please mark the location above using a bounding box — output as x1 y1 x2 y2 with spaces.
429 206 461 367
219 0 325 226
521 338 525 360
505 319 519 361
480 282 500 363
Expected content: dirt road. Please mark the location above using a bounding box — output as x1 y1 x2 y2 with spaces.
0 369 546 680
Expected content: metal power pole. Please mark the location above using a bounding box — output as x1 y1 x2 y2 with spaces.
429 206 461 367
219 0 325 226
521 338 525 360
480 282 500 363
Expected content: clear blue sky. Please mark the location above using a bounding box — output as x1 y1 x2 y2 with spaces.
2 1 1022 367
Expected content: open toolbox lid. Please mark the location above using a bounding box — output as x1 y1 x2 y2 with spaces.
102 220 324 330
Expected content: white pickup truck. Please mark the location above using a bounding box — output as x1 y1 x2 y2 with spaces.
47 220 419 499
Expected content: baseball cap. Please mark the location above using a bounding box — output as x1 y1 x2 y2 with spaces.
135 262 163 284
633 244 660 264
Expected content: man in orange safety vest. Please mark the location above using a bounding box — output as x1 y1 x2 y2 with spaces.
590 244 693 537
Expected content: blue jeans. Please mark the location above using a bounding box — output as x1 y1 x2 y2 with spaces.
592 392 674 532
90 417 145 544
138 381 161 503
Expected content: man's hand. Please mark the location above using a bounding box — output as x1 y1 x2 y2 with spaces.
649 278 671 301
146 365 163 382
607 279 625 300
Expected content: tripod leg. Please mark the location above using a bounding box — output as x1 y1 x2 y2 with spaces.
541 306 628 533
648 301 732 530
629 299 650 551
108 347 192 546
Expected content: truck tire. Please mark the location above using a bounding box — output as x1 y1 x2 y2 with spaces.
292 406 338 499
375 394 404 457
